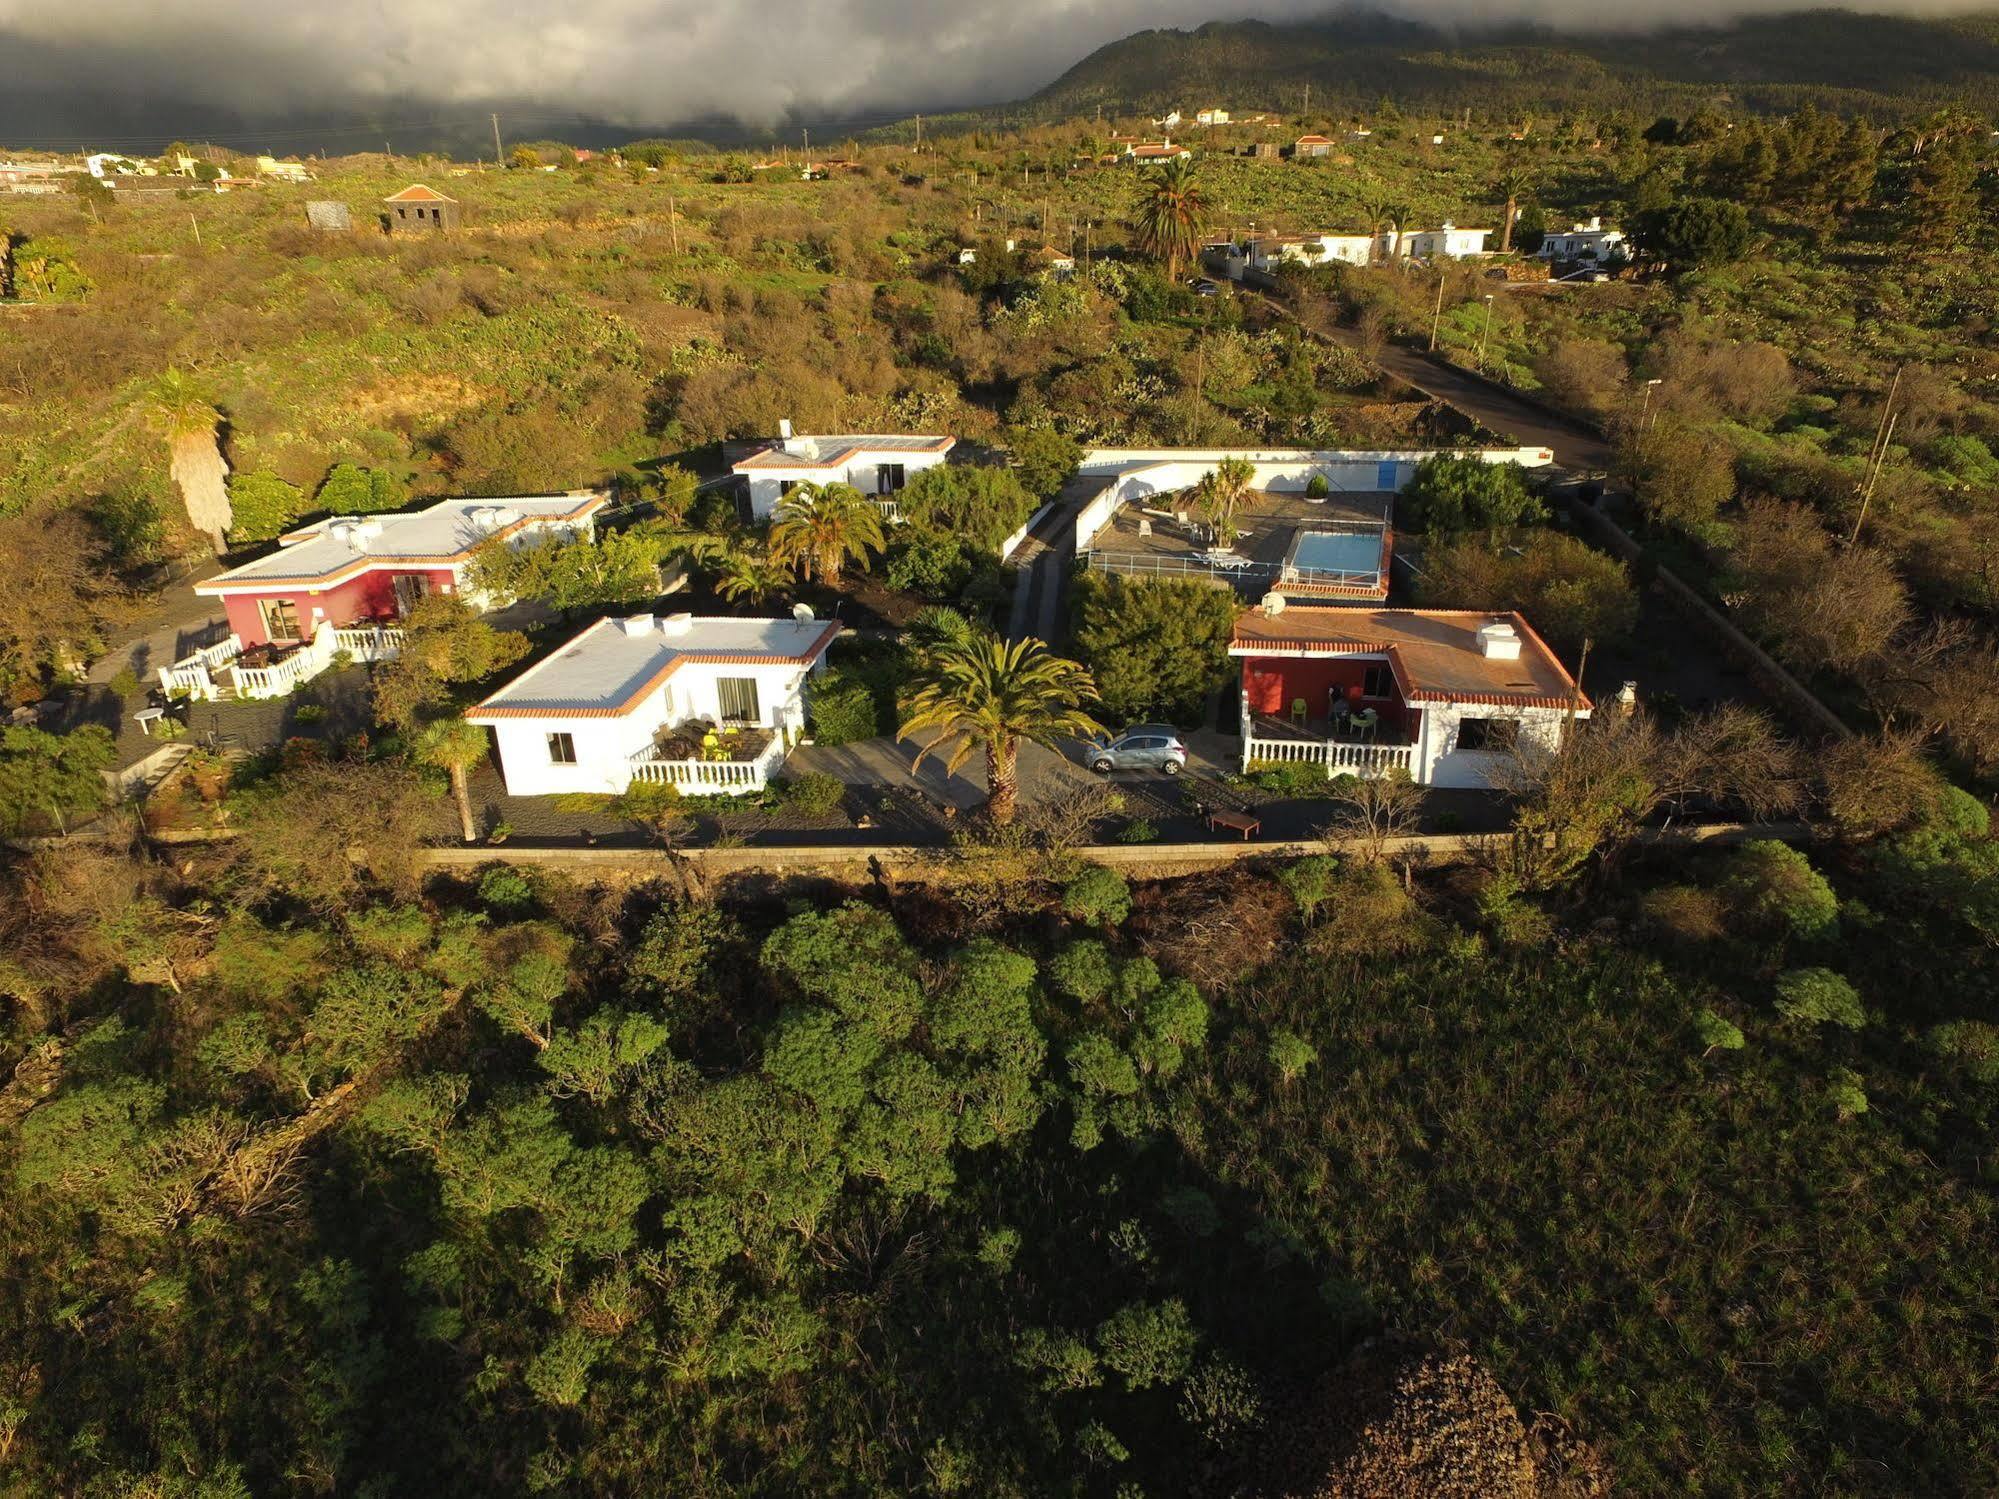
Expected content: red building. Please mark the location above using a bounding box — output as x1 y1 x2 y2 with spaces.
196 493 605 647
1232 605 1589 787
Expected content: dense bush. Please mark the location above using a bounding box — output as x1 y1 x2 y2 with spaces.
1072 572 1238 726
1397 455 1545 533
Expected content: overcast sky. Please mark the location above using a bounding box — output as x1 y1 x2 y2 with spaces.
0 0 1991 142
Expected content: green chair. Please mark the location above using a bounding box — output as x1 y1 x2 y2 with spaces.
1290 697 1308 729
1354 708 1379 741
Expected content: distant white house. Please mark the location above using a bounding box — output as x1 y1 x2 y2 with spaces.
1241 232 1381 274
1403 223 1491 259
1292 134 1336 158
256 155 312 182
1029 244 1077 277
86 153 150 178
731 425 956 519
1125 140 1192 163
1152 110 1184 130
466 612 841 796
1538 216 1627 262
1196 108 1230 126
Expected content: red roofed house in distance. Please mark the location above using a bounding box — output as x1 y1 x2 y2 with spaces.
1231 604 1590 787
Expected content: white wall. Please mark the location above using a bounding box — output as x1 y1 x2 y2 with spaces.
1415 702 1576 788
743 448 951 519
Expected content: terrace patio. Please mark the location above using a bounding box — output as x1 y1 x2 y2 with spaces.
1083 486 1393 598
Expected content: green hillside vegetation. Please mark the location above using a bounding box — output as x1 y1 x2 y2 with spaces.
1 747 1995 1493
1031 11 1999 122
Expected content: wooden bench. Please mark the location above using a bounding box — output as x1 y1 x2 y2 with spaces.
1205 807 1261 840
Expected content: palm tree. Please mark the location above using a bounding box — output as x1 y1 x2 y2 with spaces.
768 481 886 585
414 717 491 844
1383 201 1413 264
1497 167 1534 253
1191 455 1255 550
1358 192 1393 264
149 368 231 553
899 630 1104 825
714 546 791 607
1132 157 1207 284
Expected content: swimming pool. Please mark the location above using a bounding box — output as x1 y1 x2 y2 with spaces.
1284 528 1385 582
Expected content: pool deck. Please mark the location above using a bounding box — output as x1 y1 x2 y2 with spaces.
1086 488 1393 598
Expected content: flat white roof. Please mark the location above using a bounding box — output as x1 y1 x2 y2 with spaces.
197 493 605 590
733 434 954 472
467 614 841 719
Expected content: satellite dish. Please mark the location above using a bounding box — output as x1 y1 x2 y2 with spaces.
792 603 816 622
1261 591 1287 616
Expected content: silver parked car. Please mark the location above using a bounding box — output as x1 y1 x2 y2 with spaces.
1089 725 1188 775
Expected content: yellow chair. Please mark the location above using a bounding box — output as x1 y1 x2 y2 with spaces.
1290 698 1308 729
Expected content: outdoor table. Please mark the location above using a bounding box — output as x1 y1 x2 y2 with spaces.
1206 807 1261 839
133 706 167 735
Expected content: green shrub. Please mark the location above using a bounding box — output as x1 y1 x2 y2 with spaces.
1694 1008 1746 1052
807 672 880 746
1267 1029 1318 1082
883 531 974 598
1774 967 1866 1029
1926 1021 1999 1086
1720 841 1839 942
781 771 845 818
1062 867 1132 926
1277 855 1340 923
1305 473 1331 499
1825 1066 1870 1119
1095 1299 1198 1391
1114 817 1158 844
226 470 306 542
477 866 536 911
1244 760 1332 798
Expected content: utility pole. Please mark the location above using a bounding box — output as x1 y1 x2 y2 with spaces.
1477 294 1495 370
803 127 810 157
189 212 201 247
667 191 679 254
1852 408 1898 546
914 114 922 150
1303 83 1311 119
491 113 503 168
1428 269 1446 350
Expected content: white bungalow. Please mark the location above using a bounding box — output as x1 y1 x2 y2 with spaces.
466 613 841 796
1538 216 1627 263
1242 232 1381 274
731 424 956 519
1403 223 1492 259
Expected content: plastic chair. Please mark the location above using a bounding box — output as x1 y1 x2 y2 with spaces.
1290 698 1308 729
1355 708 1379 741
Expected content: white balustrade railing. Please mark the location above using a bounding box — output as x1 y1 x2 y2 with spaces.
332 625 406 661
628 735 786 794
1244 733 1415 780
230 645 323 699
159 636 242 701
870 497 903 525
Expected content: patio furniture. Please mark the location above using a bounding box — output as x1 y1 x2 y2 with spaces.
1206 807 1261 839
1330 696 1352 734
1290 698 1308 729
1354 708 1379 741
133 706 167 736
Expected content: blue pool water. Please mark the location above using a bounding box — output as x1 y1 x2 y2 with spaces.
1290 531 1381 577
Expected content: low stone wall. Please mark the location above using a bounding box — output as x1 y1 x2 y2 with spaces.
416 820 1807 881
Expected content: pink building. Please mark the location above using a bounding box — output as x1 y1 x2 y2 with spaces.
196 493 607 647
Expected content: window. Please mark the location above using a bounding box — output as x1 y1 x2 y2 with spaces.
392 574 431 615
717 677 761 724
1360 665 1394 700
876 463 907 494
258 597 302 641
777 479 800 497
546 732 577 765
1455 717 1519 753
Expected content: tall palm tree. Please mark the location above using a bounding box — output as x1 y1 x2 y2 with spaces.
149 368 231 553
1191 455 1255 550
1383 201 1413 263
900 630 1104 825
1497 167 1534 253
415 716 491 844
768 481 886 586
1132 157 1207 284
1358 192 1393 264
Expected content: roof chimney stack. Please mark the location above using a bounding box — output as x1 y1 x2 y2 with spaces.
1477 620 1523 661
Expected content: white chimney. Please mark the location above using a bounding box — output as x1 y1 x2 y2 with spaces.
1587 215 1602 231
660 612 694 637
618 614 657 637
1477 620 1522 660
778 418 793 441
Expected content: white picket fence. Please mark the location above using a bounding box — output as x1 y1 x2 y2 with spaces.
629 735 787 794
